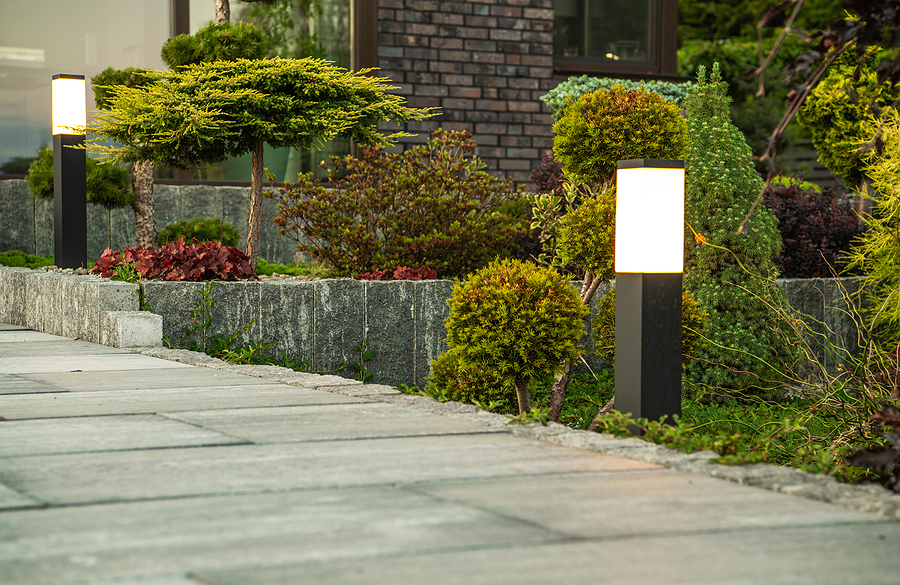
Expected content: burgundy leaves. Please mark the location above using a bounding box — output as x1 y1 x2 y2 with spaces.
93 238 253 281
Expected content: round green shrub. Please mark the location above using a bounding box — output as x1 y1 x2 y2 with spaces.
26 146 133 209
555 186 616 280
429 258 587 410
797 47 900 188
157 217 242 248
160 21 267 68
552 86 689 185
426 346 519 414
592 286 709 369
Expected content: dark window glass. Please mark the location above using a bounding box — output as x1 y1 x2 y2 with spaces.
554 0 654 61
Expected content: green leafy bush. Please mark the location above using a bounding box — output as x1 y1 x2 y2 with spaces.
26 146 133 210
0 250 54 269
683 64 799 400
157 217 241 248
552 86 689 185
541 75 695 120
797 47 900 188
268 129 529 278
592 287 709 369
428 258 587 413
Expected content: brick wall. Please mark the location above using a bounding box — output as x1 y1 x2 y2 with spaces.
376 0 556 185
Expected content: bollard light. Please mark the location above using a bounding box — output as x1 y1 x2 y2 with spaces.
614 159 684 427
51 74 87 269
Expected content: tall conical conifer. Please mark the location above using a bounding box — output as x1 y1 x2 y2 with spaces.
683 64 798 398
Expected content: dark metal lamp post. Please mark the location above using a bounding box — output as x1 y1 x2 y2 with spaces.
52 74 87 269
614 159 685 426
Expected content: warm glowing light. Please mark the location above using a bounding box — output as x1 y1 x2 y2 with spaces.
51 74 86 135
615 160 685 273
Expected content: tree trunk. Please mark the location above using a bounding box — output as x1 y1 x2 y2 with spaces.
548 272 606 422
246 138 265 273
214 0 230 24
514 379 531 415
131 160 157 249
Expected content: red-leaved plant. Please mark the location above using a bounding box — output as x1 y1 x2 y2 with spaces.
355 265 438 281
93 238 253 281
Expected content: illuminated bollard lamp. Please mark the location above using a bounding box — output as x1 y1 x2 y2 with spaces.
614 159 684 427
51 74 87 269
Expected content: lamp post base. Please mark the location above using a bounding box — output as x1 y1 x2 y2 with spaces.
614 272 682 427
53 133 87 269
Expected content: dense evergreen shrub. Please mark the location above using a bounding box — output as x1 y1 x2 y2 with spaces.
552 86 689 185
157 217 242 248
26 146 133 210
763 176 864 278
427 258 587 413
160 21 267 67
268 129 529 278
845 110 900 348
555 187 617 280
683 64 799 400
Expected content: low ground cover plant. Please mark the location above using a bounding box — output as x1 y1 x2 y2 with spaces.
93 238 253 281
0 250 54 269
267 129 529 278
157 217 242 248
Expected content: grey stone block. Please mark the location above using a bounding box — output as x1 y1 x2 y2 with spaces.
364 280 416 387
257 280 315 369
33 196 54 257
100 310 163 348
414 279 454 388
0 180 35 254
141 280 209 348
0 267 29 326
313 278 365 373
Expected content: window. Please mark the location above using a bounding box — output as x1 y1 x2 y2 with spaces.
553 0 678 78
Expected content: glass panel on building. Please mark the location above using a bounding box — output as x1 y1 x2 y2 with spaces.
554 0 654 61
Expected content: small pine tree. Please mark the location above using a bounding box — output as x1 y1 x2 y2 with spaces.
683 64 798 400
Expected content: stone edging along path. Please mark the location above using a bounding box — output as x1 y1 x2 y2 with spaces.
134 345 900 521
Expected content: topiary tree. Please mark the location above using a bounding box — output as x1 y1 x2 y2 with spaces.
683 64 799 400
431 258 587 414
160 20 267 67
797 47 900 192
85 57 432 271
552 86 689 187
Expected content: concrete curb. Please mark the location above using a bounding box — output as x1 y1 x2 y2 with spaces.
130 346 900 521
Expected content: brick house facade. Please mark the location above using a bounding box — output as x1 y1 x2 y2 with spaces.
356 0 679 186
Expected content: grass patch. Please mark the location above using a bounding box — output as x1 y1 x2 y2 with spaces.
0 250 55 269
256 257 338 279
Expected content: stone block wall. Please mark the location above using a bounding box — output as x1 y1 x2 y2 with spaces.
376 0 556 184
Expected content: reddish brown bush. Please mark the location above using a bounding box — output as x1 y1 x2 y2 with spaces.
93 238 253 281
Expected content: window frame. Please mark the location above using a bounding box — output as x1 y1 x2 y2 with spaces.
553 0 678 79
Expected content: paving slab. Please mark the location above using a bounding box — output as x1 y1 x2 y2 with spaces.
0 434 659 506
0 415 249 457
194 523 900 585
0 483 39 510
13 367 278 393
0 374 60 395
0 354 195 375
0 330 73 343
410 470 893 538
0 340 134 358
0 486 551 585
0 384 366 420
0 324 30 331
164 402 504 443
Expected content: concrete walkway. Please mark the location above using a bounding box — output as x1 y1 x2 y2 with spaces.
0 323 897 585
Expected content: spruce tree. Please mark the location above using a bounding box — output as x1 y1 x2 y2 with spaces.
683 64 798 399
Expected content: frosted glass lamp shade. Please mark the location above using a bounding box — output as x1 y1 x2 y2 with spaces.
615 159 685 273
51 74 86 135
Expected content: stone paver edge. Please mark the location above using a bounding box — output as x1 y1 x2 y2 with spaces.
129 346 900 521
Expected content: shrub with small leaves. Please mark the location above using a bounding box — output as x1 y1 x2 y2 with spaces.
26 146 133 210
556 186 617 280
268 129 529 278
157 217 242 248
552 86 689 185
763 175 863 278
428 258 587 413
160 21 267 68
93 238 253 281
